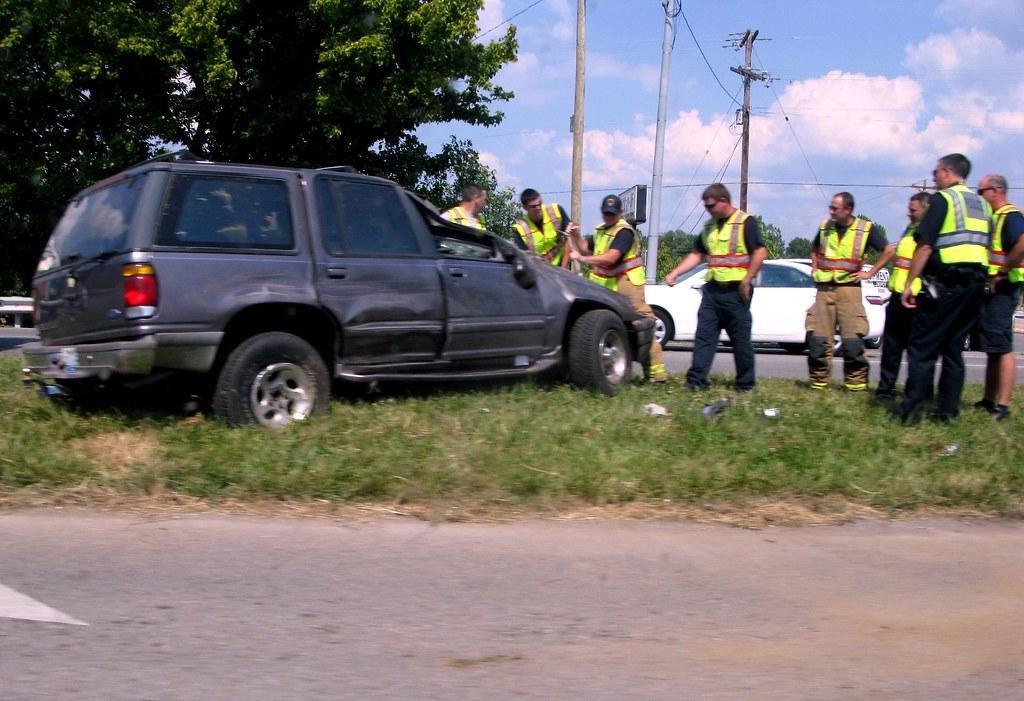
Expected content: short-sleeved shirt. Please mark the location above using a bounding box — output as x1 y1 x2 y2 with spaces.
998 210 1024 263
586 225 635 257
694 216 765 255
513 203 570 250
913 193 995 275
811 220 887 254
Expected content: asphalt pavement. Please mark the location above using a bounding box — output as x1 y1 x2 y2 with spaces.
2 513 1023 700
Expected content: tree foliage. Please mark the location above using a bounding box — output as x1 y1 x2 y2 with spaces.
784 237 812 259
0 0 516 292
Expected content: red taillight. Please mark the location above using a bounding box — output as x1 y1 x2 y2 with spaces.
865 295 886 306
123 263 158 307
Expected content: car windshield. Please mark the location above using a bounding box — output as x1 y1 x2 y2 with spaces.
42 175 147 269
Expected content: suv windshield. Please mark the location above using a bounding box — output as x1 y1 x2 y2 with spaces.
40 175 147 271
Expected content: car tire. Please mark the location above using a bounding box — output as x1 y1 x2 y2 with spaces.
653 307 674 347
567 310 632 396
864 337 881 350
213 332 329 428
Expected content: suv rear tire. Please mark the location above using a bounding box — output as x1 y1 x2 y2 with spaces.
213 332 329 428
567 310 632 395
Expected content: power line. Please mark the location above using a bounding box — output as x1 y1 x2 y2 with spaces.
679 9 738 106
676 135 742 233
475 0 546 40
756 47 827 204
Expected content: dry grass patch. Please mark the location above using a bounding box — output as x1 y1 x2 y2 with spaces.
67 429 160 483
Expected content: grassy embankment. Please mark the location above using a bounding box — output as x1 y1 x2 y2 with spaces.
1 356 1021 520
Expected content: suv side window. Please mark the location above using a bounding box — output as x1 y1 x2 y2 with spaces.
317 179 421 255
157 175 294 249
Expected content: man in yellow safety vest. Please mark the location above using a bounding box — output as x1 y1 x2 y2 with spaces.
442 184 488 229
875 192 929 401
664 183 767 392
898 153 992 424
806 191 894 391
512 188 578 267
974 173 1024 421
569 194 667 382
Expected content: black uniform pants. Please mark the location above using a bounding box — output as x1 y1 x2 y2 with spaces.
876 296 914 397
686 282 755 390
899 269 986 420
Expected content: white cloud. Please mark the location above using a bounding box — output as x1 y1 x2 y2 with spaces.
588 52 660 92
478 150 518 189
904 28 1007 76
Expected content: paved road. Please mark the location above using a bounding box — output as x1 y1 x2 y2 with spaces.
2 513 1022 700
660 335 1024 386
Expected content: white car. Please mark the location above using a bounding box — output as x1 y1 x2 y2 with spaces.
646 259 888 353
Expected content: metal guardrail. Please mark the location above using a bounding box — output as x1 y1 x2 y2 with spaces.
0 296 32 328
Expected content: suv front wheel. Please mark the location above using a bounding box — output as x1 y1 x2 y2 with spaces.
567 310 632 396
213 332 329 428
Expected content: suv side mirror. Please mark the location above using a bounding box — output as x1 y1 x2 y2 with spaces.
495 239 536 289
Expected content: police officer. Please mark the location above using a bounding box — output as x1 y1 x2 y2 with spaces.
512 188 578 267
806 192 895 391
664 183 766 391
875 192 929 401
569 194 667 382
898 153 992 424
975 174 1024 420
442 184 487 229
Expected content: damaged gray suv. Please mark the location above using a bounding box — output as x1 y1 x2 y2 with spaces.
22 153 654 427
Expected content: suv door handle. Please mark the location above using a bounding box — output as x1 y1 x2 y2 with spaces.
327 267 348 279
448 267 466 278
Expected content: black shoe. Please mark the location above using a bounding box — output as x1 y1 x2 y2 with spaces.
874 391 896 404
974 398 996 412
992 405 1011 421
928 410 955 424
684 383 708 392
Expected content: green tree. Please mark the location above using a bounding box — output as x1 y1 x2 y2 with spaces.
0 0 516 292
752 215 785 259
649 229 697 281
784 237 812 258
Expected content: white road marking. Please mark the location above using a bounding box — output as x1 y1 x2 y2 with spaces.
0 583 87 625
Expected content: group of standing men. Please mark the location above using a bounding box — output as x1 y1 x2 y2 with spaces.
443 152 1022 423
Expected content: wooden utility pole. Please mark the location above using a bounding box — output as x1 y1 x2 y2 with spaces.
729 29 770 211
570 0 586 226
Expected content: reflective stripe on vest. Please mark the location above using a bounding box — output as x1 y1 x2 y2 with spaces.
988 203 1024 282
702 209 751 282
446 206 485 229
587 219 645 291
889 223 921 295
814 217 871 283
514 204 564 265
935 184 989 265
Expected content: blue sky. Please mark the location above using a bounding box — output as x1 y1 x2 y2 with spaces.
417 0 1024 244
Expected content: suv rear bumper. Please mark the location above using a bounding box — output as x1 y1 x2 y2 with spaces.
21 332 223 381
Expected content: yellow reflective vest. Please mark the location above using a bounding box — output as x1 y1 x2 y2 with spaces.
814 217 872 284
988 203 1024 283
934 184 989 266
514 204 566 266
889 223 922 295
586 218 645 291
701 209 752 282
444 206 485 229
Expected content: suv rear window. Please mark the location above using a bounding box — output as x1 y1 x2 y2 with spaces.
157 174 294 249
42 174 146 269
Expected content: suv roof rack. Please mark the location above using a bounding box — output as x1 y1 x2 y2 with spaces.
127 149 203 169
317 165 360 173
